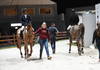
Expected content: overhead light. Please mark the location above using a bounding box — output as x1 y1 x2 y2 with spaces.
11 23 22 27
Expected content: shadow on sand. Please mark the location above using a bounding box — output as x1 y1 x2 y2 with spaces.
27 58 44 63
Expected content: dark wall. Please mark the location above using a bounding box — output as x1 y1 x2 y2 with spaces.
51 0 98 14
0 4 66 35
64 8 79 29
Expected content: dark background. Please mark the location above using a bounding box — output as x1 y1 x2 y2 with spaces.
51 0 100 14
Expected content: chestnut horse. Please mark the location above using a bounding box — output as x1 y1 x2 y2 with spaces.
16 24 35 58
68 23 85 55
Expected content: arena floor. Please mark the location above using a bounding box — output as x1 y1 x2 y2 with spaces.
0 40 99 70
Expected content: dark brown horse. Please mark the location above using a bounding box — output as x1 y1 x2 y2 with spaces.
16 24 35 58
68 23 85 55
96 24 100 37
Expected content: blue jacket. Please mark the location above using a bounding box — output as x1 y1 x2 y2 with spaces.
21 14 31 26
48 26 58 38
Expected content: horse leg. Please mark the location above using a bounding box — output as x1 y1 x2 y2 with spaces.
30 41 33 56
27 39 33 58
28 42 33 57
19 40 23 58
16 38 23 58
81 38 84 54
77 41 81 56
19 47 23 58
24 44 26 58
69 39 72 53
24 42 28 59
28 36 34 57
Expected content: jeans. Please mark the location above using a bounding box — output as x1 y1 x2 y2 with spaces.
50 37 56 53
39 39 50 58
97 46 100 59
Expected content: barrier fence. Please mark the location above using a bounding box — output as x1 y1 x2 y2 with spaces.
0 32 68 46
0 35 16 46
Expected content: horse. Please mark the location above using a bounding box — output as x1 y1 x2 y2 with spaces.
68 23 85 55
96 24 100 37
16 24 35 58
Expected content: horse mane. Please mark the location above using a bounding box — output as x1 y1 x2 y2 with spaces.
27 24 33 31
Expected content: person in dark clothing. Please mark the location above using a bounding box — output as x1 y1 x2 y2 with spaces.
21 9 32 26
48 23 58 54
92 23 100 62
21 9 31 26
35 22 52 60
18 9 32 35
69 13 79 26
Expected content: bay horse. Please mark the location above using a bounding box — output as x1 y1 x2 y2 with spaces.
68 23 85 55
96 24 100 37
16 24 35 58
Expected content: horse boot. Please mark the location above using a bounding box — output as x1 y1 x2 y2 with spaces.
27 53 32 58
27 45 33 58
78 48 81 56
20 51 23 58
21 54 23 58
25 53 27 59
69 47 71 53
81 48 84 54
24 48 28 59
69 41 72 53
69 49 71 53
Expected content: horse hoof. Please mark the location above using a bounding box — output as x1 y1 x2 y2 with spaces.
21 56 23 58
25 57 27 59
69 51 71 53
27 54 31 58
78 53 81 56
82 51 84 54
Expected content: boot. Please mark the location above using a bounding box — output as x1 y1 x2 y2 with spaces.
39 49 42 59
53 49 55 54
48 56 52 60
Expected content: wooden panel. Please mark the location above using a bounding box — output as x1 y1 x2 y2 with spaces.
4 8 17 16
22 8 35 15
40 8 52 15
